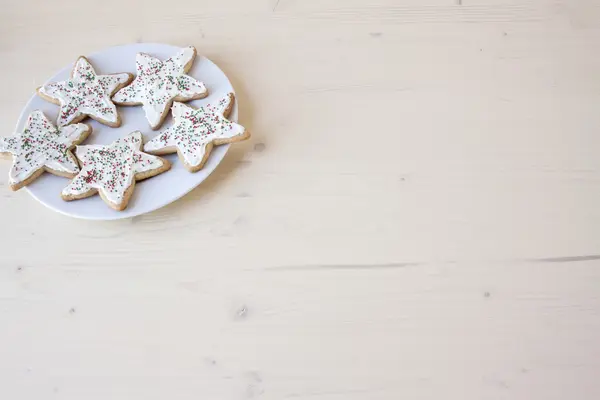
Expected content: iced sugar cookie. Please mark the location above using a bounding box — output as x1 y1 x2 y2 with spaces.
144 93 250 172
0 110 90 191
62 131 170 211
112 46 208 130
37 56 132 127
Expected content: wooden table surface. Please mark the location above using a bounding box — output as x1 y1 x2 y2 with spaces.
2 0 600 399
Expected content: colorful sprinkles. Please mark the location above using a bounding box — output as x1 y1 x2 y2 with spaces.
38 57 130 127
112 47 207 128
144 93 246 168
62 131 166 206
0 111 89 188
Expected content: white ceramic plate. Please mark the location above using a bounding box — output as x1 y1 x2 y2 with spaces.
16 43 237 220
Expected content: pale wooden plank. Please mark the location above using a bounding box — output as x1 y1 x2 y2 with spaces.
1 0 600 399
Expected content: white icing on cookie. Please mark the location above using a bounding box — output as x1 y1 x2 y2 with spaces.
62 131 167 206
113 47 208 128
38 57 131 127
144 93 247 169
112 46 208 129
0 110 89 189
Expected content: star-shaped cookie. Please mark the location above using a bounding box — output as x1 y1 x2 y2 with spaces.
144 93 250 172
0 110 90 191
112 46 208 130
37 56 132 127
62 131 170 211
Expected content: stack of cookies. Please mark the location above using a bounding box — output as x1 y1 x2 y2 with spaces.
0 46 250 211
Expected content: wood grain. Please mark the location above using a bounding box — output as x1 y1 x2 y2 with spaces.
1 0 600 399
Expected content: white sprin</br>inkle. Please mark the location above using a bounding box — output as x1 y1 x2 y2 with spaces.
0 110 89 189
62 131 166 205
38 57 131 127
144 93 247 169
112 46 208 129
